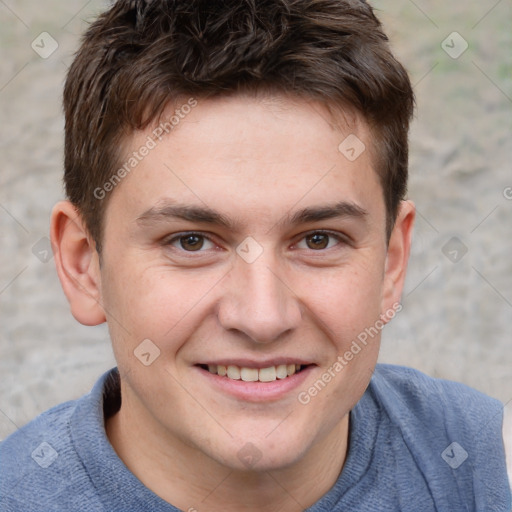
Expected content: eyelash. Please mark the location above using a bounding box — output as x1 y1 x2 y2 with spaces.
162 230 348 254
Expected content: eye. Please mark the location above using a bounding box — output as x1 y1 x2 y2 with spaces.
166 233 216 252
295 231 343 251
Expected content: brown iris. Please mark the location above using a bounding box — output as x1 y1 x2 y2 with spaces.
305 233 330 250
180 234 204 251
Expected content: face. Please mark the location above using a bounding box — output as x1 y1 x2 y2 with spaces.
97 94 404 471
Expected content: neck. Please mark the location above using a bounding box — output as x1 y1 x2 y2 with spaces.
106 387 349 512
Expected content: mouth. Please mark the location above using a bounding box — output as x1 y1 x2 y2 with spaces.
194 359 316 401
197 363 310 383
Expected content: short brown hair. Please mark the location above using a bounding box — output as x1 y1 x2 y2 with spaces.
64 0 414 250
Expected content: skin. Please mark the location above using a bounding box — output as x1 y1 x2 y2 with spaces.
51 94 415 511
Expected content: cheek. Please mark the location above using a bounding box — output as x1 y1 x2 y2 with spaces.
302 265 383 428
299 261 385 340
100 258 221 356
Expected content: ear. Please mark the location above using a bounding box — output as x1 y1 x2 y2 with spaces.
50 200 106 326
381 200 415 317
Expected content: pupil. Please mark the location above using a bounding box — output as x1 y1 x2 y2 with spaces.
307 233 328 250
181 235 203 251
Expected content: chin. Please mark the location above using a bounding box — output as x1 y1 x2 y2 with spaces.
207 431 312 473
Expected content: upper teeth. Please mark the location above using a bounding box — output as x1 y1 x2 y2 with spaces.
207 364 301 382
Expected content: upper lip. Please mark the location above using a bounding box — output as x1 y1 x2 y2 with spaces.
196 358 315 368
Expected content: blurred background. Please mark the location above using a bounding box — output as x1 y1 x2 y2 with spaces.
1 0 511 440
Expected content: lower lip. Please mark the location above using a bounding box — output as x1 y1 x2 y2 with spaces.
195 365 315 402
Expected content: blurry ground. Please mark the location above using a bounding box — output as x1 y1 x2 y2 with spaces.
0 0 511 440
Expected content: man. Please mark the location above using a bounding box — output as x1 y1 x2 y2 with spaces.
1 0 510 510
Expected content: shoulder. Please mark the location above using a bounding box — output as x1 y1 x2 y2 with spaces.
0 371 113 512
371 363 503 426
366 364 510 509
369 364 507 468
0 398 79 508
0 397 77 471
503 400 512 489
371 365 509 477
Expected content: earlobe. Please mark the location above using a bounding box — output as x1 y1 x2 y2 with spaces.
50 200 106 326
381 200 415 317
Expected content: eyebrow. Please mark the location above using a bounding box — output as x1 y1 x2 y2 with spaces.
137 202 234 229
136 200 368 231
286 201 367 226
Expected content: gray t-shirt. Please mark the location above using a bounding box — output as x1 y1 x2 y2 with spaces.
1 364 510 511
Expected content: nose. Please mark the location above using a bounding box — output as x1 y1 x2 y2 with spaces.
217 257 302 344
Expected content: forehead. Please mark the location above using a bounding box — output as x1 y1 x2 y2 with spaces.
107 94 384 230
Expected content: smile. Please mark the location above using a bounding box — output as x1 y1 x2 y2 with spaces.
199 364 306 382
